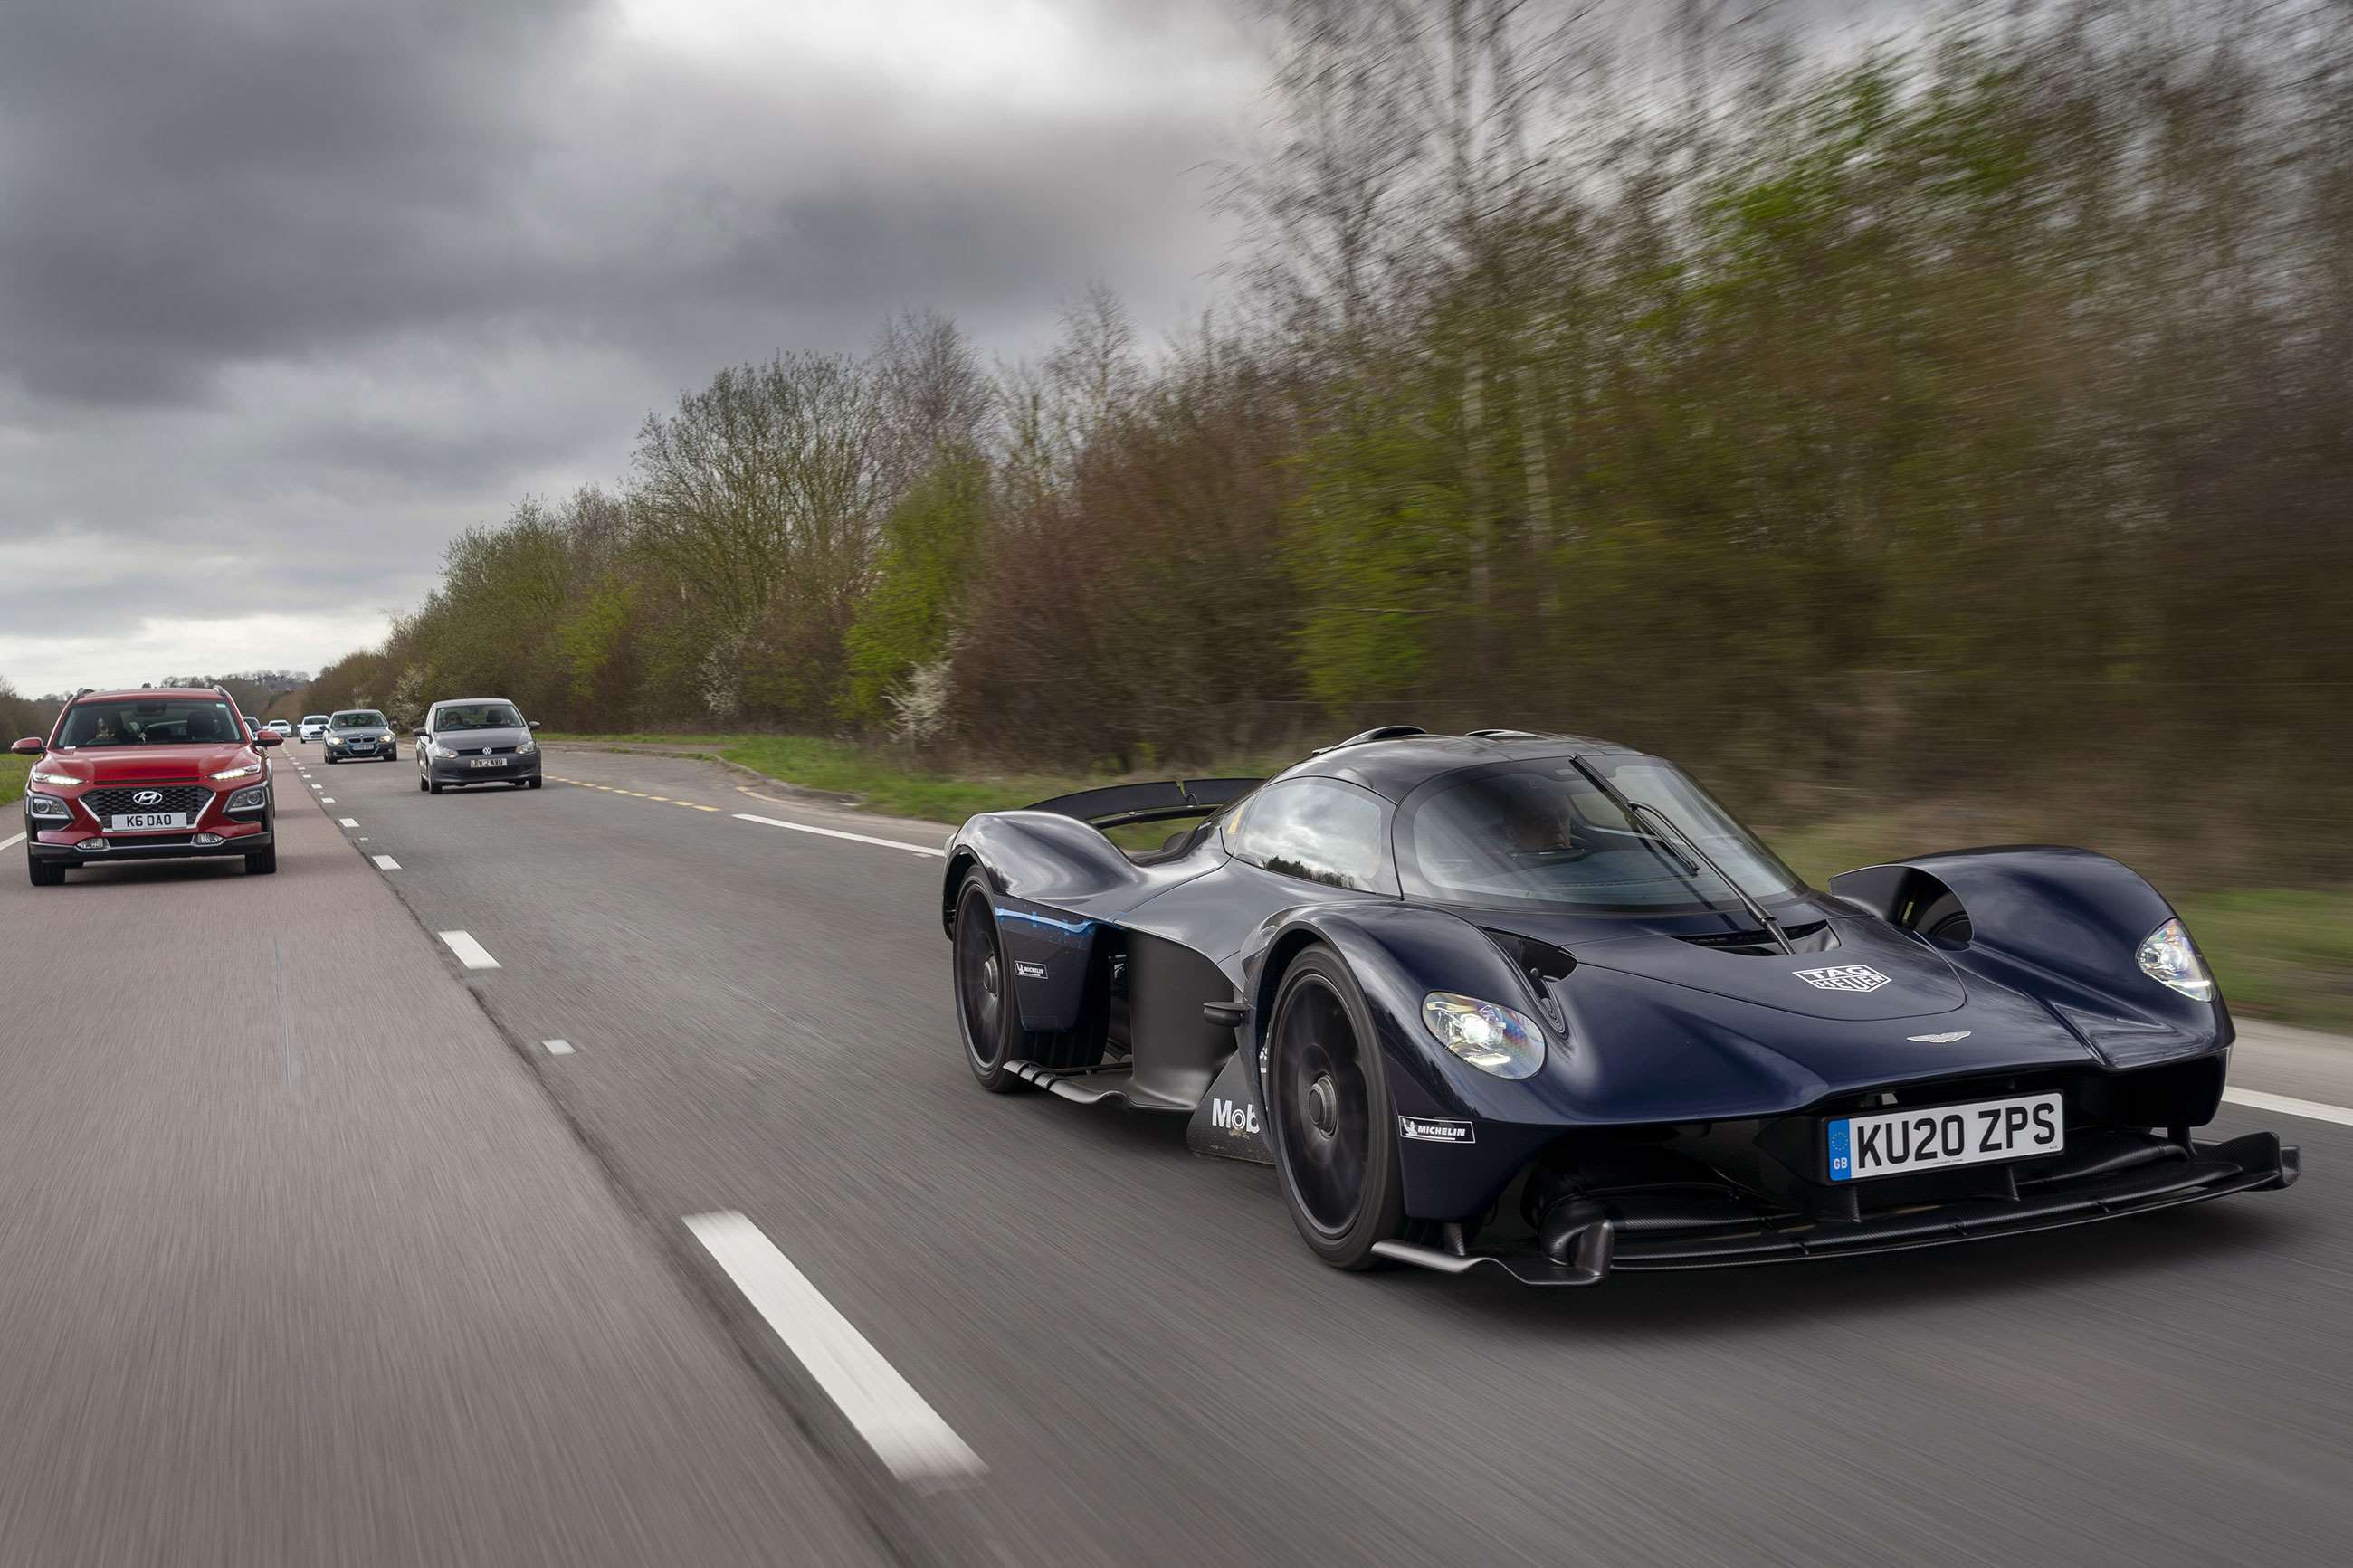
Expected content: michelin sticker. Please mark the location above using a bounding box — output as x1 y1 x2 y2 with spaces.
1014 960 1048 980
1398 1116 1474 1144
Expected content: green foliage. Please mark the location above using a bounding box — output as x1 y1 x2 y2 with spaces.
842 448 989 722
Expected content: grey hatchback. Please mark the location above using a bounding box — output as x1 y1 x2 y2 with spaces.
414 698 543 794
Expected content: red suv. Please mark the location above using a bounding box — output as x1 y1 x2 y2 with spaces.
13 688 282 886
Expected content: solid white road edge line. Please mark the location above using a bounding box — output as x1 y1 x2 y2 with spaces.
685 1210 983 1487
732 813 946 858
436 930 500 970
2223 1087 2353 1128
0 832 23 852
543 1039 575 1055
371 855 400 870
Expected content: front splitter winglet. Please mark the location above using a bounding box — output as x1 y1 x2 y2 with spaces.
1370 1130 2298 1288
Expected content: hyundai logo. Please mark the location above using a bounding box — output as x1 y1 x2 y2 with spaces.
132 789 164 806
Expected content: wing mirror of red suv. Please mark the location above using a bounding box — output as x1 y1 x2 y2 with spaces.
10 736 44 756
253 731 283 747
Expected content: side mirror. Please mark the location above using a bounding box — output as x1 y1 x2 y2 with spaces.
254 731 283 747
10 736 45 755
529 720 541 731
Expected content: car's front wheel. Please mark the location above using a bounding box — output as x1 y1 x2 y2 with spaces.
951 871 1096 1092
244 843 276 875
27 851 63 887
1265 945 1409 1269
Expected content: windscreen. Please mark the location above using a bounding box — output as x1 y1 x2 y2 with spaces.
302 716 327 725
1396 755 1805 915
432 703 522 730
57 698 243 748
332 711 387 729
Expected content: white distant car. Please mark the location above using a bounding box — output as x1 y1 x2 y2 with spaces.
298 715 329 741
265 719 293 737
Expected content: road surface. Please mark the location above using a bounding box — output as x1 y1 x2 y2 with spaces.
1 741 2346 1566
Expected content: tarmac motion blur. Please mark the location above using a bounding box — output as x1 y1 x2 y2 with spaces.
0 743 2345 1567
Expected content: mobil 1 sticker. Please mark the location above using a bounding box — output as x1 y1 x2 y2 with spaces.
1398 1116 1474 1144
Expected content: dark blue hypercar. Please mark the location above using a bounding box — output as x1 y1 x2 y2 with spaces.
940 727 2297 1285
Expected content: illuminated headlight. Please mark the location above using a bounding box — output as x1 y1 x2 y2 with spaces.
29 767 78 787
25 793 71 821
324 736 344 746
515 737 537 755
2137 917 2215 1002
1421 992 1547 1079
210 762 262 781
224 784 270 813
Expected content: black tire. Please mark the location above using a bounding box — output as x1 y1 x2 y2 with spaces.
417 774 429 792
427 779 444 795
27 852 64 888
244 844 277 875
1264 945 1409 1269
525 776 542 790
950 871 1096 1092
384 747 396 762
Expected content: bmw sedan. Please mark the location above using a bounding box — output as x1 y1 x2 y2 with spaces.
414 698 542 794
323 708 396 763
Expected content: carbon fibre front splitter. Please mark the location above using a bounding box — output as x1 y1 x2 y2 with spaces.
1370 1130 2298 1287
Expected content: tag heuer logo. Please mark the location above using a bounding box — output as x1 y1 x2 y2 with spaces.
133 790 164 806
1794 964 1892 993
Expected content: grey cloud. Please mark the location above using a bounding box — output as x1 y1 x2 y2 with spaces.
0 0 1249 691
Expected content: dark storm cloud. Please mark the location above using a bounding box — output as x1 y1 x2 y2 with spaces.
0 0 1249 690
0 0 598 405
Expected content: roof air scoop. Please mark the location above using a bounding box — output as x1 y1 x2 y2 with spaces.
1313 725 1427 754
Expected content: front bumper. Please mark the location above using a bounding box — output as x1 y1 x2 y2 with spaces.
27 826 272 864
423 755 539 783
1371 1128 2299 1286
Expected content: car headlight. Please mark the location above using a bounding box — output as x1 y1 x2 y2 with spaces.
25 793 71 820
28 767 77 787
428 742 454 758
224 784 270 812
1421 992 1547 1079
210 762 262 781
324 735 344 746
515 737 537 755
2137 917 2215 1002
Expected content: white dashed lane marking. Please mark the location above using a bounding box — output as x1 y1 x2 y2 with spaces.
436 930 500 970
543 1039 575 1056
685 1210 983 1487
371 855 400 870
732 813 946 858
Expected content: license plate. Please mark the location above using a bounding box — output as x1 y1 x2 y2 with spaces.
1826 1091 2063 1183
469 757 508 769
108 812 194 832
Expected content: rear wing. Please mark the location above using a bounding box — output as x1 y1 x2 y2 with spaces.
1024 778 1262 832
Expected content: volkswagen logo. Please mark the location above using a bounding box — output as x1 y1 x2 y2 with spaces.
132 789 164 806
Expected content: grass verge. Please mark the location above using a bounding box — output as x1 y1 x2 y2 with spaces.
0 755 28 800
547 734 2352 1035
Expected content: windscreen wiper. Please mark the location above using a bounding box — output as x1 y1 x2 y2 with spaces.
1567 757 1794 954
1624 800 1796 955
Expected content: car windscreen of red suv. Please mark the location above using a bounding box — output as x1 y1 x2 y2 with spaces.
16 689 281 886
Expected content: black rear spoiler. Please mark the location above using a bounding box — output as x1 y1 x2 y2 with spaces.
1024 778 1262 832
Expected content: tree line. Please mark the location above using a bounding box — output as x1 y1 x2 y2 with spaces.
297 0 2353 884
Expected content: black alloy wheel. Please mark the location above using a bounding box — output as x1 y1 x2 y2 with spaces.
1266 946 1408 1269
954 876 1024 1092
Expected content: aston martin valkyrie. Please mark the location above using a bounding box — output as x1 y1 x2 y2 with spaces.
940 727 2296 1285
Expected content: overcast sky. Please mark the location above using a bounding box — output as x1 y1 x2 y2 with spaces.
0 0 1256 697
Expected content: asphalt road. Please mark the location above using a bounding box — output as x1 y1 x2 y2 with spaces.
4 741 2348 1566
